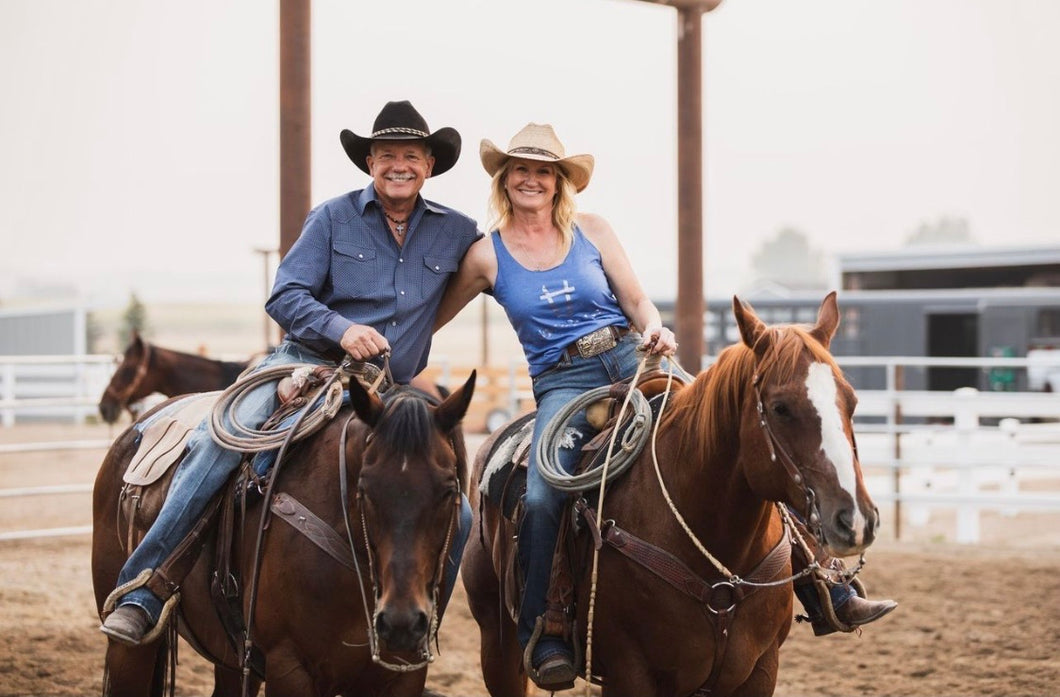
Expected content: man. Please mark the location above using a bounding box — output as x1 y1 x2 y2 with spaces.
101 100 481 645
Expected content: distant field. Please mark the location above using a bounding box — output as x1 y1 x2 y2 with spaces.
91 297 529 432
91 296 524 364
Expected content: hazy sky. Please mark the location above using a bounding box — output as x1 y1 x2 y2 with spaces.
2 0 1058 308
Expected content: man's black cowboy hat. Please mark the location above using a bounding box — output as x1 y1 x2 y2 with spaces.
340 101 461 176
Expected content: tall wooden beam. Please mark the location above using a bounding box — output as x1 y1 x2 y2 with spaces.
279 0 311 258
675 5 705 371
621 0 721 372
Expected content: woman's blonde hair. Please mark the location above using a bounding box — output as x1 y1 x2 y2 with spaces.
487 161 580 253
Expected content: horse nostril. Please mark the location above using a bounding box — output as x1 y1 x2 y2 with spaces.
413 610 429 638
375 613 391 640
834 508 854 534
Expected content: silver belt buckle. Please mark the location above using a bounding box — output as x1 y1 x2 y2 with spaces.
575 327 616 358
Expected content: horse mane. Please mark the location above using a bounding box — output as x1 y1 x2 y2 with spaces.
370 388 434 455
666 324 839 463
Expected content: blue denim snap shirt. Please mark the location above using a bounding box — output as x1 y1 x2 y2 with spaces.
266 184 480 383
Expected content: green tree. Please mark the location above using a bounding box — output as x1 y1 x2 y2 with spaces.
120 292 149 344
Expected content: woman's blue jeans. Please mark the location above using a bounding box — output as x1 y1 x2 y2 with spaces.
516 333 642 652
116 339 469 624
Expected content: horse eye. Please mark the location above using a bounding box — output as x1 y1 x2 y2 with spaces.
771 402 790 418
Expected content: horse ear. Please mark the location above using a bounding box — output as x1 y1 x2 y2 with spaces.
435 370 476 433
348 374 384 427
810 291 840 350
733 296 769 354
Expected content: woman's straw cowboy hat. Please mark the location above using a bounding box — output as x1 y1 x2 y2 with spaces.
480 123 595 192
340 100 461 177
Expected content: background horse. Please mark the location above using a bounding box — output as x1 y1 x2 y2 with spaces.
98 331 251 423
462 292 879 697
92 371 476 697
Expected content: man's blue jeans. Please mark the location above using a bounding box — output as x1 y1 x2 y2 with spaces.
116 339 469 624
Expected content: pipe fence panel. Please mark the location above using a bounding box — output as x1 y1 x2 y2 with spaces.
0 354 1057 543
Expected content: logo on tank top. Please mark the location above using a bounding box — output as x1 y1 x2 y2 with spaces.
540 281 575 304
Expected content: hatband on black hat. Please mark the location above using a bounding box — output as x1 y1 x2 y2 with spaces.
339 100 461 176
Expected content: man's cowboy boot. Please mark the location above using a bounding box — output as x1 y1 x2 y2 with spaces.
100 605 153 646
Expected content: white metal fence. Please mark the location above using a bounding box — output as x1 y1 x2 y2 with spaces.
0 354 115 426
0 354 1058 543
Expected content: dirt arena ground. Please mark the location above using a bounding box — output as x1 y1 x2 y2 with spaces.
2 422 1059 697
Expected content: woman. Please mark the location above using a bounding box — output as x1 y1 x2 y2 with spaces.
435 123 896 689
434 122 678 687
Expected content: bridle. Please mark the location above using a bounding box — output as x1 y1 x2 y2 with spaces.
750 358 867 581
751 366 824 543
102 340 153 411
339 394 462 673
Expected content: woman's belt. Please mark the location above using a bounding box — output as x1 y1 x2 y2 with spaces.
563 325 630 360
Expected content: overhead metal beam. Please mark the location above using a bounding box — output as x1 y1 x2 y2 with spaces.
627 0 722 10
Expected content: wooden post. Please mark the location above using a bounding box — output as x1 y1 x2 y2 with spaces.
279 0 311 259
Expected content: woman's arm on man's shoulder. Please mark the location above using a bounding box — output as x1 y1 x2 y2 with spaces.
433 236 496 332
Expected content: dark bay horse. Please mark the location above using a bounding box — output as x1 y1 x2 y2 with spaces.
462 292 879 696
92 370 476 697
98 332 250 423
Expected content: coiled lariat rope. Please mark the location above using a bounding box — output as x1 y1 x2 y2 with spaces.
208 362 350 452
533 365 654 493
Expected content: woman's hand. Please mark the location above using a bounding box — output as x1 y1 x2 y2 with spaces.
641 325 678 356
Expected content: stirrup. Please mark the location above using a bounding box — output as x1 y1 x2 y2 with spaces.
523 616 580 691
100 568 181 646
804 570 867 634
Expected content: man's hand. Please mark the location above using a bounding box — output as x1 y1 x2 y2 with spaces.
340 324 390 361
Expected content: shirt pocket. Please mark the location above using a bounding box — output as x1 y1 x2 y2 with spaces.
420 255 459 300
333 241 379 299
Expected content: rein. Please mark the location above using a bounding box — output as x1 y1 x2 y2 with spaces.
236 355 358 697
578 350 864 694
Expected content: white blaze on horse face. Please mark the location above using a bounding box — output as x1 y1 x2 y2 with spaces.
805 362 866 537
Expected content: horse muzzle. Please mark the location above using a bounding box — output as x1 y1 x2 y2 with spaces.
820 502 878 557
98 399 121 424
374 605 431 653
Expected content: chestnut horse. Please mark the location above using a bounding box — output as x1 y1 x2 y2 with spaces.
462 292 879 696
98 332 250 423
92 371 476 697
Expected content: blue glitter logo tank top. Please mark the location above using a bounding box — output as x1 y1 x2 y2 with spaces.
491 226 628 377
